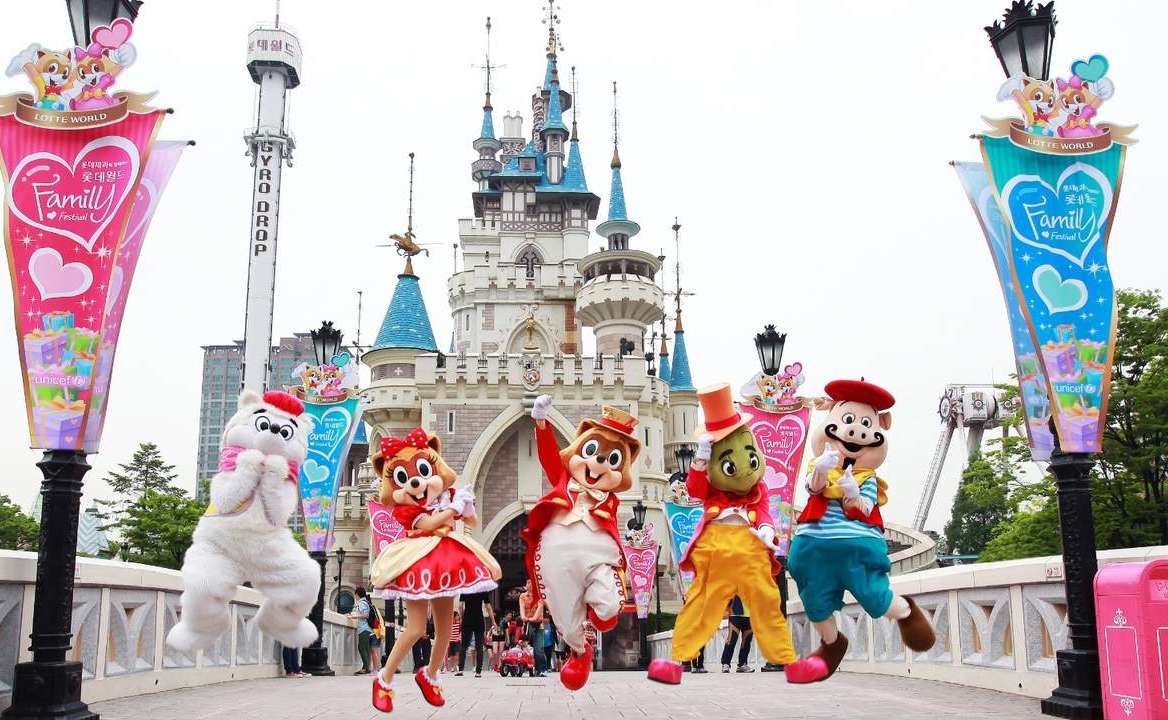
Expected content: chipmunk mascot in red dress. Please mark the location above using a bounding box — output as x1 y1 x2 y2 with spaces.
783 379 936 683
647 383 798 684
523 395 640 691
368 428 502 713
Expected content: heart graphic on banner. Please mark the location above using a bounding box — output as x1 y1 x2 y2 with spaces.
1071 54 1109 83
311 406 353 461
302 459 330 484
92 18 133 48
1033 264 1088 314
750 413 807 472
7 137 140 251
1002 162 1112 268
369 507 407 543
978 186 1008 255
28 247 93 300
668 507 702 540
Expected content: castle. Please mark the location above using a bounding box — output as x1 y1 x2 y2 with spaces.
329 18 699 638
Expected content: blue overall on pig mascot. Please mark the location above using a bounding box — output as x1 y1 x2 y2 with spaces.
784 379 936 683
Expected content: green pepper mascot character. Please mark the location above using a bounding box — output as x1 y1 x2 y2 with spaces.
647 383 798 685
784 379 936 683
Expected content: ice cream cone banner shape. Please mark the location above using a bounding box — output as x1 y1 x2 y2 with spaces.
954 161 1053 461
295 395 361 552
664 500 702 595
978 53 1134 454
620 541 659 619
738 401 811 557
0 18 183 451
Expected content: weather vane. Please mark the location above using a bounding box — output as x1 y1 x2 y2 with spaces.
542 2 564 54
471 17 505 99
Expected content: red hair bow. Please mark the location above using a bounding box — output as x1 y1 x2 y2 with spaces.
379 427 429 457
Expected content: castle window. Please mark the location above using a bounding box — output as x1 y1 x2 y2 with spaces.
520 157 535 172
447 411 456 433
517 245 544 279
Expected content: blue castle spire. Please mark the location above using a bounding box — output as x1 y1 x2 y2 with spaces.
373 261 438 352
543 60 567 134
561 122 589 192
607 148 628 221
669 312 696 392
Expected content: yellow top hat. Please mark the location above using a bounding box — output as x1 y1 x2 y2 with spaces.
695 383 749 442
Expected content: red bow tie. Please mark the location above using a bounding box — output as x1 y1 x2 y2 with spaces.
380 427 430 457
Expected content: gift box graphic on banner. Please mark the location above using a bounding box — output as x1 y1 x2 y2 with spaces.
973 52 1134 454
0 18 188 452
294 394 361 552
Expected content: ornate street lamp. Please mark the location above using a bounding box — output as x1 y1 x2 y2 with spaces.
310 321 343 366
334 546 347 610
753 325 786 378
675 444 695 477
985 0 1057 80
630 500 647 531
66 0 143 47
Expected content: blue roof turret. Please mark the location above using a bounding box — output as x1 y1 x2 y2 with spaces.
373 268 438 352
669 317 696 392
542 62 568 135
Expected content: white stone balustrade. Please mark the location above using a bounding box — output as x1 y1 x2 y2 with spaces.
0 551 359 710
649 545 1168 698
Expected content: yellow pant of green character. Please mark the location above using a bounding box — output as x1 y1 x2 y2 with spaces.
670 524 797 665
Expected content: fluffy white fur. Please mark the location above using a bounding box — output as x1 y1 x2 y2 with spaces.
166 390 321 652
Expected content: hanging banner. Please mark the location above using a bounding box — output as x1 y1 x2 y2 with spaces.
291 374 360 552
979 53 1134 454
663 499 702 596
621 523 659 619
739 361 811 557
953 161 1054 461
737 402 810 558
84 140 188 451
366 497 408 555
1 19 173 451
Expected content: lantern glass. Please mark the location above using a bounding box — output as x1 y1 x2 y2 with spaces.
336 546 346 564
754 325 786 376
311 321 342 365
631 500 646 530
675 444 695 475
67 0 142 47
992 27 1024 78
1021 21 1052 79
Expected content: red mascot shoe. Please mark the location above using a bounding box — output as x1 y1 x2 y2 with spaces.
587 606 618 633
647 658 683 685
372 675 394 713
559 642 593 691
784 657 829 684
414 669 445 707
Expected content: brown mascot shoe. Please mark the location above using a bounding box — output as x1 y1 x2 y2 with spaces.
785 634 848 684
897 597 936 652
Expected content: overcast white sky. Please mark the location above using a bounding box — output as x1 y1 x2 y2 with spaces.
1 0 1164 533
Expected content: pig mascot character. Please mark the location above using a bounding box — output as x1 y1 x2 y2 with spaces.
784 379 936 683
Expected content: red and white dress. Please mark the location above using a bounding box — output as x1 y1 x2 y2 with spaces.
370 497 501 600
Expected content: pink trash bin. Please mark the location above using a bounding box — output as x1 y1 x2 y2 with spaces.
1095 560 1168 720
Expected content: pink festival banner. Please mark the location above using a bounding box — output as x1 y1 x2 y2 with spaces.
367 498 408 555
0 18 179 452
621 523 659 619
83 140 188 450
738 401 812 558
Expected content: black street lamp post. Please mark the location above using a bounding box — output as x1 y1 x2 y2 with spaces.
982 6 1101 717
334 546 347 610
626 500 649 669
299 321 344 677
753 325 787 378
1 5 149 717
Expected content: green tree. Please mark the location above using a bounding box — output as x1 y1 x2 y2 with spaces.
978 481 1061 562
95 442 183 532
944 455 1011 554
0 494 39 551
119 491 205 569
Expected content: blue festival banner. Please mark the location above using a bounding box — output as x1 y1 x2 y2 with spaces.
977 53 1135 454
954 161 1053 461
296 394 361 552
663 499 702 597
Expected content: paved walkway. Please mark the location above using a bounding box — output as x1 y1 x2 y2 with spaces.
91 669 1039 719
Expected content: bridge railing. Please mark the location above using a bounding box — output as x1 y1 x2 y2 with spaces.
649 545 1168 697
0 551 360 710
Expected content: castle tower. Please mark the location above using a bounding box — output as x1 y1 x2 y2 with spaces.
576 82 664 358
471 18 502 190
665 220 699 468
